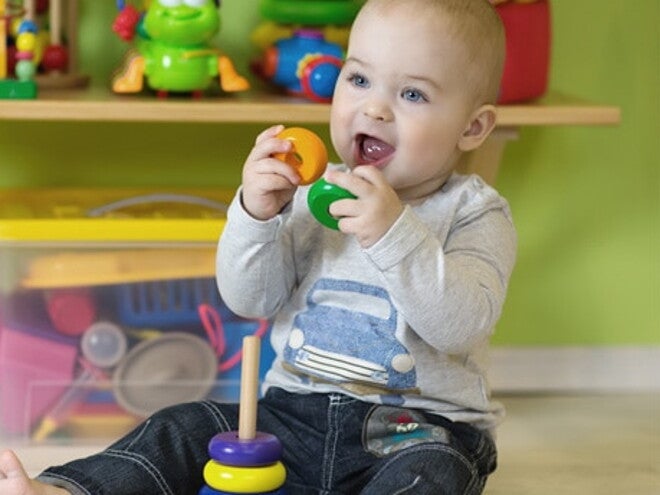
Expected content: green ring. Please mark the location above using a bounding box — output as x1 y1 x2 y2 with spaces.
259 0 362 26
307 178 356 230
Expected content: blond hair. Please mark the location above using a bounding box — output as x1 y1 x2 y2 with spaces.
357 0 505 103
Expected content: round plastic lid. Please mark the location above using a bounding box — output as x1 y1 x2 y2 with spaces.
112 333 217 416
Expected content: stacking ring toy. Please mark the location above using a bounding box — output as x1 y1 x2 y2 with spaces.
274 127 328 185
198 486 286 495
307 177 357 230
203 460 287 493
199 337 287 494
208 430 282 467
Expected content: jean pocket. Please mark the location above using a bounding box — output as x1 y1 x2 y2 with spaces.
362 405 452 457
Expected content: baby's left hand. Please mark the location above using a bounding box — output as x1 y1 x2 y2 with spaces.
324 166 403 248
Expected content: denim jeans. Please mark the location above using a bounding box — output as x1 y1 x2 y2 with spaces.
39 388 497 495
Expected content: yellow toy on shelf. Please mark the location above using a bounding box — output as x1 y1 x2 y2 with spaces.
1 0 38 98
1 0 88 98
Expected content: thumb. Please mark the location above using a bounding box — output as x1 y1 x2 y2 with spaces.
0 449 29 479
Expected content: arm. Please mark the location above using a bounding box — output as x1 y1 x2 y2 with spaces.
216 192 298 319
216 125 301 318
365 204 517 354
323 167 516 354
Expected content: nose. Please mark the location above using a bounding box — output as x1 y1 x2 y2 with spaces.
363 99 394 122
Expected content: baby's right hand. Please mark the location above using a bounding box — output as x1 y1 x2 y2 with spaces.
240 125 302 221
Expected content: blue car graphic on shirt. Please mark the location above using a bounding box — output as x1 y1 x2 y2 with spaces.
284 278 417 392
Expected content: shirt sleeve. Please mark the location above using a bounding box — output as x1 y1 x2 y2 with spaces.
216 188 297 319
364 199 517 354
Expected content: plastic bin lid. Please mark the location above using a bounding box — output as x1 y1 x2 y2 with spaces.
0 188 234 242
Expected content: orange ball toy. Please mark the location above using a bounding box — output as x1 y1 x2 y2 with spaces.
274 127 328 185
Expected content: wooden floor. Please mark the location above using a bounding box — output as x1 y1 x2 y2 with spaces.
6 393 659 494
487 393 659 495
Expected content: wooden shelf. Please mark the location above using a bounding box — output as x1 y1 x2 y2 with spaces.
0 87 621 126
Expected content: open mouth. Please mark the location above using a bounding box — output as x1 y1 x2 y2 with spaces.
355 134 395 167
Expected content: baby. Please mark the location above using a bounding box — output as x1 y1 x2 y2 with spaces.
1 0 514 493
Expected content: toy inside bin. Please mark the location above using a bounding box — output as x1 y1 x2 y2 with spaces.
0 292 78 435
0 188 275 442
116 277 227 328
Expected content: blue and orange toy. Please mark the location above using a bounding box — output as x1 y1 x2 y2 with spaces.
251 0 363 52
254 29 343 103
250 0 365 103
111 0 249 98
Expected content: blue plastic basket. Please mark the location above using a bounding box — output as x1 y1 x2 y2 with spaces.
115 278 228 328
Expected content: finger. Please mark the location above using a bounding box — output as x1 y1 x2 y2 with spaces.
350 164 387 186
250 126 291 161
328 197 359 219
0 450 29 479
255 124 285 145
250 157 301 186
246 137 293 168
254 173 299 194
324 169 372 198
252 132 293 157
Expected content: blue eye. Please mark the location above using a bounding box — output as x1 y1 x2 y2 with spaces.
402 88 427 103
348 72 369 88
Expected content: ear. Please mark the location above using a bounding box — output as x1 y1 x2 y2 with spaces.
458 104 497 152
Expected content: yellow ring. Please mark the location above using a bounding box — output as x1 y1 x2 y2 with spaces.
203 459 286 493
274 127 328 185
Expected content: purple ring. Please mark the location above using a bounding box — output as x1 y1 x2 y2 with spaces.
208 431 283 467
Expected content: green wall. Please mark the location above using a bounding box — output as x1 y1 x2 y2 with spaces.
0 1 657 345
493 0 658 345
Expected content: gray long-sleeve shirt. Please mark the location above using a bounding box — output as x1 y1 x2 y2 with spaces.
217 170 516 431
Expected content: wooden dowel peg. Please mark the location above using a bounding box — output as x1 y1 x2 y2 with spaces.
238 335 260 440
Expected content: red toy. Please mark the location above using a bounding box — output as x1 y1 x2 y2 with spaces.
494 0 551 104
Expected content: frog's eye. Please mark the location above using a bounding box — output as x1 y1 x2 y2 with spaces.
183 0 207 6
159 0 182 7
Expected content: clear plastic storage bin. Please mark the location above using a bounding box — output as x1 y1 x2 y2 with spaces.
0 188 275 444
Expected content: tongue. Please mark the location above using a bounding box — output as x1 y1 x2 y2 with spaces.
361 137 394 162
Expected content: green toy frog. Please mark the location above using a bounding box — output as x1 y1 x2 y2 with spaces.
112 0 249 97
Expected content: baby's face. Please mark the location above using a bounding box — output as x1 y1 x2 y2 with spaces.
331 4 478 200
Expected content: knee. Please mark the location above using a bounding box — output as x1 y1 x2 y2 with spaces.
363 445 485 495
110 401 236 452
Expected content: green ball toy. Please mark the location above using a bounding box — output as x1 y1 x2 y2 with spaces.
307 178 356 230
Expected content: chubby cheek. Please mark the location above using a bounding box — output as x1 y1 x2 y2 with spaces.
411 118 461 161
393 133 454 184
330 115 354 165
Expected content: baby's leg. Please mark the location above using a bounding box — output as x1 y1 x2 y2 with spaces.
36 400 239 494
0 450 70 495
359 414 497 495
